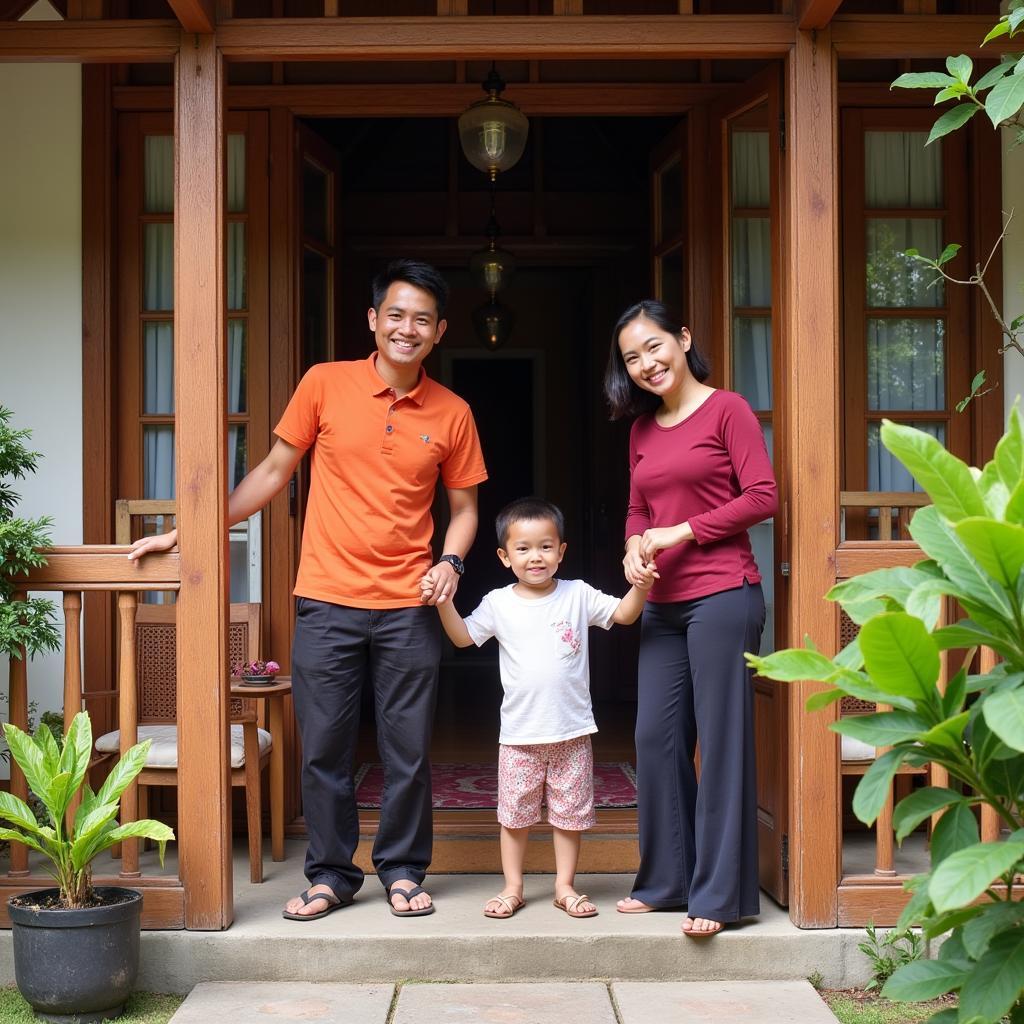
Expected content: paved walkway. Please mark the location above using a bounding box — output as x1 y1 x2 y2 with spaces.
169 980 840 1023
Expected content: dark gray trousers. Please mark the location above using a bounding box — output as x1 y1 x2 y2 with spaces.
630 581 764 922
290 598 441 900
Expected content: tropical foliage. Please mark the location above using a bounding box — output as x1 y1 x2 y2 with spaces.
748 414 1024 1024
0 712 174 908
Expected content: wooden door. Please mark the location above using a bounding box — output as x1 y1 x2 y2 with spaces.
710 68 789 906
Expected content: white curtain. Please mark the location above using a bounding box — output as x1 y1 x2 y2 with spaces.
227 134 245 213
732 131 769 207
733 318 772 411
144 136 173 213
228 223 247 311
144 322 174 414
865 131 941 208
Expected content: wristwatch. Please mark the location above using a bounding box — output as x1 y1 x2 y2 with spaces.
439 554 465 576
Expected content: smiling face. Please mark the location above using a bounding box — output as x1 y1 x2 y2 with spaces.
617 315 693 400
367 280 448 382
498 517 567 595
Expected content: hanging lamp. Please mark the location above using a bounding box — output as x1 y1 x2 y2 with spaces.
457 65 529 181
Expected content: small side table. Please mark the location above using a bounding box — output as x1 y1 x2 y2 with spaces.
230 675 292 862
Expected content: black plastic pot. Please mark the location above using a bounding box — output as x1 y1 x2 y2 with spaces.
8 887 142 1023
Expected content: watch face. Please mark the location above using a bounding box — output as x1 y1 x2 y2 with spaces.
443 555 465 575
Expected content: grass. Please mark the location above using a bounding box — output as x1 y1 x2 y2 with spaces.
0 988 184 1023
822 990 955 1024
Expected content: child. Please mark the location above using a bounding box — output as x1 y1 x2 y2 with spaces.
420 497 654 920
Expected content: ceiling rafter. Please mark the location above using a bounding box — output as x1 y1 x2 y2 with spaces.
796 0 842 31
168 0 214 34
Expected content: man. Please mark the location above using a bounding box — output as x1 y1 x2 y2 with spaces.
130 260 487 919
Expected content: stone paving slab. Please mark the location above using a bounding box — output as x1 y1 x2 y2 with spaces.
613 981 839 1023
392 982 618 1024
168 982 395 1023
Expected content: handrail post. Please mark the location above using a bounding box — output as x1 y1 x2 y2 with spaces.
63 591 83 828
117 591 140 878
7 589 30 877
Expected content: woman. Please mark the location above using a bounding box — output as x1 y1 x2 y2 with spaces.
604 300 777 937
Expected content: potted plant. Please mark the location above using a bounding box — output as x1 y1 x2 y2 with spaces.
232 658 280 686
3 712 174 1023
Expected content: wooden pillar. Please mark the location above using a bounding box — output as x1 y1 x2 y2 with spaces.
174 30 233 930
783 27 841 928
117 592 140 878
7 591 29 877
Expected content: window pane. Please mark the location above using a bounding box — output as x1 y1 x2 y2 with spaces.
731 130 769 209
733 318 772 411
228 222 247 310
762 421 774 466
749 521 774 654
144 322 174 414
866 219 945 308
732 217 771 307
144 224 174 311
658 247 685 320
227 134 246 213
144 136 173 214
302 248 330 368
867 318 945 411
228 320 247 414
868 421 945 492
658 157 682 245
228 425 247 491
865 131 942 209
144 426 175 500
303 159 329 243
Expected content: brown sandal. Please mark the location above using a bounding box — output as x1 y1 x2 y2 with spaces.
553 893 598 918
484 893 526 919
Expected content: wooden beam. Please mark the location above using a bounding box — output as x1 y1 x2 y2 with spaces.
796 0 841 30
0 19 178 62
0 0 37 19
174 30 233 931
831 15 1019 58
216 15 797 61
784 26 841 929
168 0 215 34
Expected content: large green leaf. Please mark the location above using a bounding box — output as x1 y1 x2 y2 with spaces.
0 826 49 860
881 959 969 1001
828 567 936 610
918 710 970 756
995 406 1024 490
881 421 986 520
805 688 845 712
929 800 979 866
892 787 964 843
91 820 175 868
986 72 1024 128
68 802 126 872
958 927 1024 1023
945 54 973 83
830 668 919 712
896 873 933 932
976 461 1010 520
928 839 1024 912
892 71 959 89
976 59 1017 93
0 790 46 835
927 102 979 144
58 711 92 800
954 518 1024 589
95 740 152 806
962 899 1024 959
905 579 960 630
32 723 60 781
3 723 55 818
745 648 838 683
859 613 940 702
1005 478 1024 525
852 747 910 825
831 710 931 747
941 666 967 717
982 686 1024 751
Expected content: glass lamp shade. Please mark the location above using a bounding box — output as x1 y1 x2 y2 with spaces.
458 96 529 179
469 242 516 295
472 298 515 352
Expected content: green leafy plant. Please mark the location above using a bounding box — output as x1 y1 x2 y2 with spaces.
859 922 925 993
0 406 60 663
749 412 1024 1024
0 712 174 909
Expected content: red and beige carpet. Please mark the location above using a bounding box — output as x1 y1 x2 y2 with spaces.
354 761 637 810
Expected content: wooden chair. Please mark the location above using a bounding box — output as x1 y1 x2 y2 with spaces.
109 499 273 883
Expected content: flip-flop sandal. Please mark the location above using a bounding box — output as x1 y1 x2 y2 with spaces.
682 918 724 937
616 899 656 914
483 893 526 919
281 888 347 921
553 893 598 919
387 884 436 917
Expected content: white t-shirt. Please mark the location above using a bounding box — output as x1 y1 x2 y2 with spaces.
463 578 621 745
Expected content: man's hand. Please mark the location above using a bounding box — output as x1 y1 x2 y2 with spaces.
420 560 460 606
127 529 178 562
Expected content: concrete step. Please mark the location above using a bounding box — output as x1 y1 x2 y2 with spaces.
169 981 840 1024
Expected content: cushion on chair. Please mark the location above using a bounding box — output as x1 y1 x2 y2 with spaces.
95 724 272 769
841 735 876 761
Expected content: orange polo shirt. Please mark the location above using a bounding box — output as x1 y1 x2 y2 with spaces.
275 354 488 609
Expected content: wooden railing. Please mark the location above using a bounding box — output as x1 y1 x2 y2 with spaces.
5 546 183 928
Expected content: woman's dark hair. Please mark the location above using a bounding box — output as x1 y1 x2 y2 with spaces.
372 259 450 319
495 497 565 548
603 300 711 421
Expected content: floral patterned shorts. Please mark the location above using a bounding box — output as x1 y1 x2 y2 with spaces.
497 735 596 831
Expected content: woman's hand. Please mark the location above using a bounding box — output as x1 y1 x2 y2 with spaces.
127 529 178 562
623 537 660 588
639 523 692 564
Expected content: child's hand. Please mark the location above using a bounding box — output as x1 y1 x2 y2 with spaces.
634 562 658 591
419 575 436 604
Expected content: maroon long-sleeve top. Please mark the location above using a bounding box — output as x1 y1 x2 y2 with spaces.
626 389 778 603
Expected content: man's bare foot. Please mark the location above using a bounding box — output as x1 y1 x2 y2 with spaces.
682 915 723 936
283 883 339 918
387 878 433 914
616 896 655 914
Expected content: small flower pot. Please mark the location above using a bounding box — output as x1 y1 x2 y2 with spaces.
240 674 275 685
8 886 142 1023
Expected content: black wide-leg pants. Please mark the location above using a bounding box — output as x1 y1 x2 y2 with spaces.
290 597 441 900
630 580 765 922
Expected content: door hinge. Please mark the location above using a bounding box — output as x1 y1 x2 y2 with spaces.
289 474 298 518
779 112 786 154
780 561 791 577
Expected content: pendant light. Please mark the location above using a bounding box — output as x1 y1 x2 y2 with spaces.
457 64 529 181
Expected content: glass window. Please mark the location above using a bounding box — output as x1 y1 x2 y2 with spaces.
866 219 945 307
867 318 945 412
144 136 173 214
143 426 175 500
865 131 941 209
228 320 247 415
143 224 174 311
868 421 945 492
732 217 771 308
143 322 174 415
733 318 772 411
227 134 246 213
228 223 247 311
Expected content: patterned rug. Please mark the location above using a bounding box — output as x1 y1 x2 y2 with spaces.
354 761 637 810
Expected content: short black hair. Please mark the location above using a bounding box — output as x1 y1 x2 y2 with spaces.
371 259 450 319
603 300 711 421
495 497 565 548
